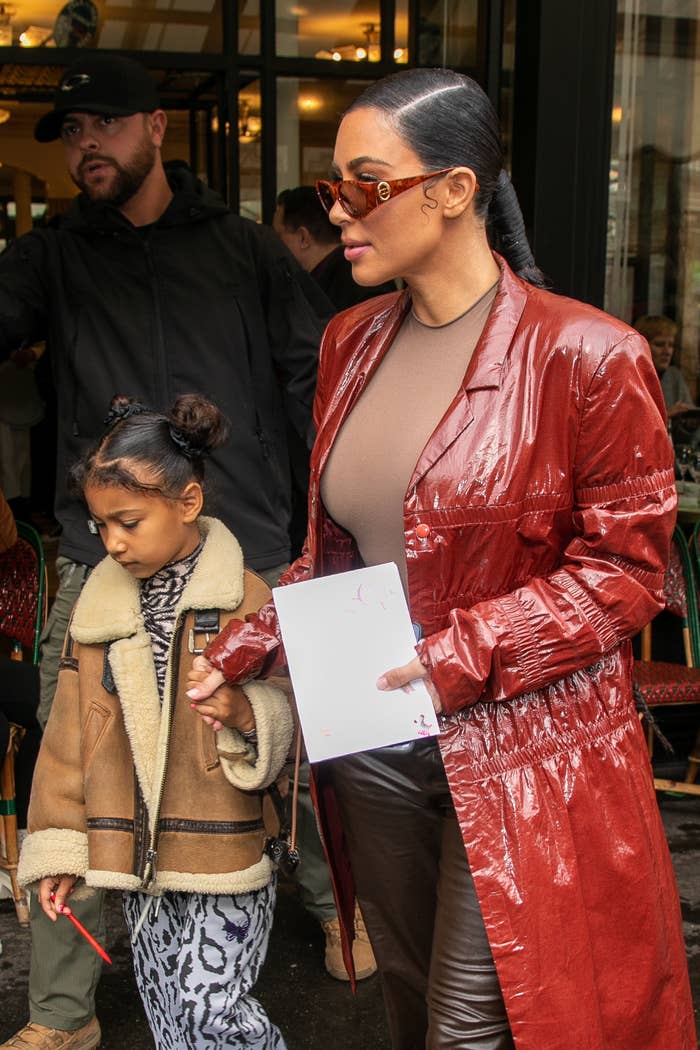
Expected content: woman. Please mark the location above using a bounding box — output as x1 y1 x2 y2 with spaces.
190 69 695 1049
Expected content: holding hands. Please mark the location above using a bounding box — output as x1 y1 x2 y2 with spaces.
186 654 255 734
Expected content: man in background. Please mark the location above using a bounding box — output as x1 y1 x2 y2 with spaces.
273 185 396 311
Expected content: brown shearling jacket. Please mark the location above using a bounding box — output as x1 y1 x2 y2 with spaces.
19 517 294 898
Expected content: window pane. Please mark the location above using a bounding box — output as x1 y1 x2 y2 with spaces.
9 0 223 53
239 79 262 222
239 0 260 54
606 1 700 395
276 2 382 62
276 78 370 192
500 0 516 169
415 0 479 68
394 0 410 64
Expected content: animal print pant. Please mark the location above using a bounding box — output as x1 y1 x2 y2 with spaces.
122 881 286 1049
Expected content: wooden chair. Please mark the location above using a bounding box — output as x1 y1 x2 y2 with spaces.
0 521 47 925
634 524 700 797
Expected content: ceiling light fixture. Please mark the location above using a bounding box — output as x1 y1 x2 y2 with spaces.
19 25 54 47
315 23 381 63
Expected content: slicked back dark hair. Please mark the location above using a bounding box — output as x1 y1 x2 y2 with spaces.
347 68 546 287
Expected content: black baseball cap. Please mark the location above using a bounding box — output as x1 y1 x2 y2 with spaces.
35 54 161 143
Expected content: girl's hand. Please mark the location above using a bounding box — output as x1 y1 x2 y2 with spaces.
376 656 443 714
39 874 78 921
186 654 225 702
189 680 256 734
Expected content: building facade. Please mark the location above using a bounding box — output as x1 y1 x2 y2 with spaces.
0 0 697 387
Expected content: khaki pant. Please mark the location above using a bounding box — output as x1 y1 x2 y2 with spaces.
37 556 90 728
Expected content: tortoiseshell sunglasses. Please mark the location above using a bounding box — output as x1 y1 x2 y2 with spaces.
315 168 456 219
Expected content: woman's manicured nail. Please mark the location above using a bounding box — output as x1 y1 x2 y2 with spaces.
376 675 388 689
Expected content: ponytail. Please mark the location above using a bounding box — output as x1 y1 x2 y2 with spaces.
488 171 547 288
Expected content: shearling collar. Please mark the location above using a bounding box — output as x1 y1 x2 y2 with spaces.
71 516 245 645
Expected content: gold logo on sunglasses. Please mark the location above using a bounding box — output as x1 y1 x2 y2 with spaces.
377 182 392 202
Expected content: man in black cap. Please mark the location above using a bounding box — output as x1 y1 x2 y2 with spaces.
0 53 331 1050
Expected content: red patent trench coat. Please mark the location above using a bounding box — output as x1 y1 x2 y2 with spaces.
209 258 695 1049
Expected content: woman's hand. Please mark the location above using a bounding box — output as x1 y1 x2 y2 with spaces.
376 656 443 714
38 874 77 921
186 654 225 702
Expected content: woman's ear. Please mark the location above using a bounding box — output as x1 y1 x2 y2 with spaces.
180 482 204 522
443 167 479 219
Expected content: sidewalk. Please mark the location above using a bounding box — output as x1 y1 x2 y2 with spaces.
1 795 698 1048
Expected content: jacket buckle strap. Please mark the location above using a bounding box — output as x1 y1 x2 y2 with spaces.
188 608 220 654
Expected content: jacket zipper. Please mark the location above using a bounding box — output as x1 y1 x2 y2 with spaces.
141 616 184 887
142 237 169 405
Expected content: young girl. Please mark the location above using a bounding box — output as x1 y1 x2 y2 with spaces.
18 394 294 1050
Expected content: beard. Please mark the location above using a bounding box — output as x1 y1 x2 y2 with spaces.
72 134 158 207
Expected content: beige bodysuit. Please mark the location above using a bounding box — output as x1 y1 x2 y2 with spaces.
321 282 498 592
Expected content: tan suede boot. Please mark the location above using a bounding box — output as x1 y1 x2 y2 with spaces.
0 1018 101 1049
321 904 377 981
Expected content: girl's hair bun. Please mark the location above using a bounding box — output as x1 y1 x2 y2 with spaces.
103 395 148 429
168 394 230 457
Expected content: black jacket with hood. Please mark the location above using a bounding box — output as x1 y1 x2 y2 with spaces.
0 167 333 570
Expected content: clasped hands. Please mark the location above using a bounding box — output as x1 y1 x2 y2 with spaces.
186 653 443 715
186 655 255 733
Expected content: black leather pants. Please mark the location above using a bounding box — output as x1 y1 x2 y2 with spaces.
331 740 514 1050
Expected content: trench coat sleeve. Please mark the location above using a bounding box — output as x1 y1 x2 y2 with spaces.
204 549 312 682
418 331 676 714
0 233 50 357
252 222 334 448
18 651 89 891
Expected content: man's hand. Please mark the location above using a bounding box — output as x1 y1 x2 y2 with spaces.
38 874 77 921
376 656 443 714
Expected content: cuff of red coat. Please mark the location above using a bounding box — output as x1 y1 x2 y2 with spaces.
206 618 281 684
417 620 497 715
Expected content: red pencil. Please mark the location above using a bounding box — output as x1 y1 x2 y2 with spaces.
51 894 112 964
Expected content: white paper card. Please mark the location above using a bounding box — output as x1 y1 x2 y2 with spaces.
273 563 440 762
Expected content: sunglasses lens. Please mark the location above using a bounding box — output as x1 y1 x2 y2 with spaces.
338 183 369 219
316 181 335 214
